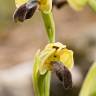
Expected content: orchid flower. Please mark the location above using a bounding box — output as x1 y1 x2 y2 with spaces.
14 0 52 22
33 42 74 96
14 0 55 43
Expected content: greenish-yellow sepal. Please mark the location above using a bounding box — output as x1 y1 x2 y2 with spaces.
67 0 88 11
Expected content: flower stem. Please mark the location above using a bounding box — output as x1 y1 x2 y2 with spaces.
41 12 55 43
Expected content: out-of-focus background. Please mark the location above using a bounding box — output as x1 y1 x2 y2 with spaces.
0 0 96 96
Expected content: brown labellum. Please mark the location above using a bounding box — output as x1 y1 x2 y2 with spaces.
51 61 72 89
13 2 37 22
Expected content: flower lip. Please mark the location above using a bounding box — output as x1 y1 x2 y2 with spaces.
13 3 27 22
51 61 72 89
13 1 38 22
14 0 53 22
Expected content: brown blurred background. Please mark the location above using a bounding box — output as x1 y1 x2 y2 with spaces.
0 0 96 96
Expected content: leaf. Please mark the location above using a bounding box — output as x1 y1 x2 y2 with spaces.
79 62 96 96
32 50 51 96
33 50 41 96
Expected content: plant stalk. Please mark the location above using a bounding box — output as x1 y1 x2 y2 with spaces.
41 12 55 43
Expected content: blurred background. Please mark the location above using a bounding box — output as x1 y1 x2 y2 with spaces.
0 0 96 96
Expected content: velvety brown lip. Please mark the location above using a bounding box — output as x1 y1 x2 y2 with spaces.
13 3 37 22
51 61 72 89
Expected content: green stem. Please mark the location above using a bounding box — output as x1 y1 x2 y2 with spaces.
41 12 55 43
